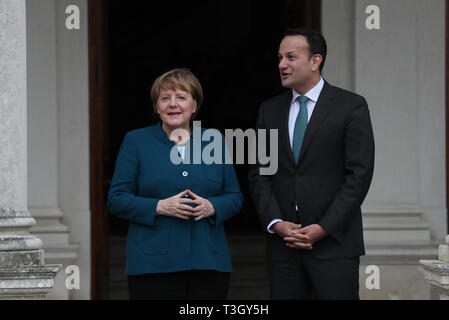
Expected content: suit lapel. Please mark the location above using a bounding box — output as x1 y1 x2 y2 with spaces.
297 81 336 164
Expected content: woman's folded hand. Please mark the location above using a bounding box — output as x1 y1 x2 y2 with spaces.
156 190 196 220
186 190 216 221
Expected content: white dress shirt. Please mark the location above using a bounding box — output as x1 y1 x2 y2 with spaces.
176 145 186 160
267 77 325 233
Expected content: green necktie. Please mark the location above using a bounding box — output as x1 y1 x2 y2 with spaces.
292 95 309 164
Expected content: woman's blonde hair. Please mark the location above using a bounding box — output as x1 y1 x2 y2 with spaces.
151 68 203 119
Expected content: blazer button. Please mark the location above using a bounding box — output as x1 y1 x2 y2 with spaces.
182 171 188 177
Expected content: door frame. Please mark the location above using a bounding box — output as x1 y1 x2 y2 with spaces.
295 0 321 30
89 0 110 300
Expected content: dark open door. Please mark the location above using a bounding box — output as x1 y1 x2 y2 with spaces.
89 0 321 299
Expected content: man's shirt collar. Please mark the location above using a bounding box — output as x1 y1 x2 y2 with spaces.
291 76 324 104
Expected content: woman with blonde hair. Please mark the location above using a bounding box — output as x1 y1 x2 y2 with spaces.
107 68 243 300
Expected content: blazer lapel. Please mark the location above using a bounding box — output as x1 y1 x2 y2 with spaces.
297 81 336 164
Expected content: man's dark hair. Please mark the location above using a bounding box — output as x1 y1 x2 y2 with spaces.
284 27 327 72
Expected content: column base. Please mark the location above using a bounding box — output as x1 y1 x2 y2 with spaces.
420 259 449 300
0 264 61 299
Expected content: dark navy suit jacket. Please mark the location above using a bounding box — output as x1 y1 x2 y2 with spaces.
107 123 243 275
249 82 375 260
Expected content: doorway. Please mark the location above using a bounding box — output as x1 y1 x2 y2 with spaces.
90 0 321 299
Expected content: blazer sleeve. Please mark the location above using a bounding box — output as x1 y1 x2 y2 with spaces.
318 96 375 242
107 133 159 227
248 103 284 230
207 135 244 226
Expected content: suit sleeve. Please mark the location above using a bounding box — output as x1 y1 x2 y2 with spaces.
248 103 284 230
107 133 159 227
207 135 244 226
319 96 375 242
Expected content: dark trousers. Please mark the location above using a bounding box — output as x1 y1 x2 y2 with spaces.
268 251 360 300
128 270 230 300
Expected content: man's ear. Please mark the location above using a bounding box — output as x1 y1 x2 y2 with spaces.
311 54 323 72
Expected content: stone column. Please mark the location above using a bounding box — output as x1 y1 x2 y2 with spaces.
322 0 446 299
0 0 60 299
420 235 449 300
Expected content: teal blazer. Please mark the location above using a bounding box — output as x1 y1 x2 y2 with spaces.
107 123 243 275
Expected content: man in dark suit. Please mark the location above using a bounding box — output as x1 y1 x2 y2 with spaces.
248 28 375 299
